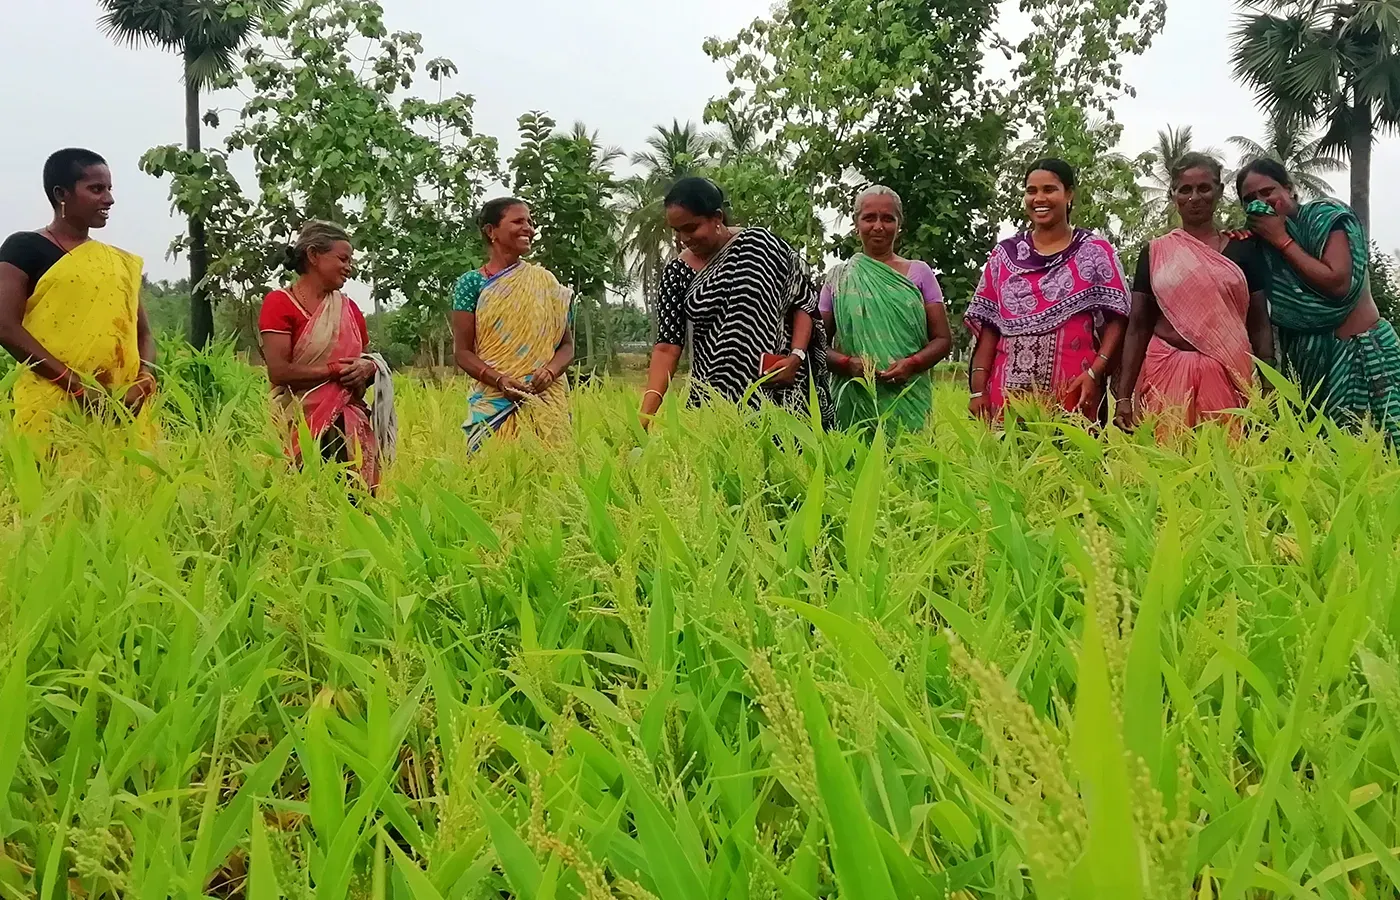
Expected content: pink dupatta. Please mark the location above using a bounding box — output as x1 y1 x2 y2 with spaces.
268 290 379 491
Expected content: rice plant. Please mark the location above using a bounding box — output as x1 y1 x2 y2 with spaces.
1 351 1398 899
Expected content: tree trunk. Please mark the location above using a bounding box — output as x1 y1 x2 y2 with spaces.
1348 100 1373 235
185 68 214 349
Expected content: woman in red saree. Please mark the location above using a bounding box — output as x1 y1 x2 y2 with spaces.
258 221 382 491
1116 154 1275 434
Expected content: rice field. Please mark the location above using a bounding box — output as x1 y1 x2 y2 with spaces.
2 352 1400 899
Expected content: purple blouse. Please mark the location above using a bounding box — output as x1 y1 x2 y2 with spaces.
819 259 943 313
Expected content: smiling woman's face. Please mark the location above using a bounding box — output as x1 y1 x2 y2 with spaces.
1172 166 1221 227
1024 169 1071 229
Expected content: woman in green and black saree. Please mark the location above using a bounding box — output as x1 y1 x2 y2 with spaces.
821 185 952 433
1237 159 1400 443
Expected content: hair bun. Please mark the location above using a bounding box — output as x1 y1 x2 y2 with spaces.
282 244 300 272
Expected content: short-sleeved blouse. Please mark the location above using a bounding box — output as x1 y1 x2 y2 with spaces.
258 289 369 347
818 259 943 313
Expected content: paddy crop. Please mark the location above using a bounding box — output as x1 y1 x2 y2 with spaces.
1 354 1399 899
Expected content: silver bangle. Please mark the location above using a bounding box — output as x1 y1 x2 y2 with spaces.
969 391 985 400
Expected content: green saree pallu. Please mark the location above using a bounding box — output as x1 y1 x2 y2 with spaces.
829 254 932 432
1250 198 1400 443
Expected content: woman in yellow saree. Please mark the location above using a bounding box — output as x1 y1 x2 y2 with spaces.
451 198 574 452
0 149 156 443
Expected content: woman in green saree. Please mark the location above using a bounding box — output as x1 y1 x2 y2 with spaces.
821 186 952 432
1237 159 1400 443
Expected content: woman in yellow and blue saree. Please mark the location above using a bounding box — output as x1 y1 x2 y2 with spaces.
0 148 156 443
451 197 575 452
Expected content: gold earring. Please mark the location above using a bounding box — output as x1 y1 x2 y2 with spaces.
60 201 66 219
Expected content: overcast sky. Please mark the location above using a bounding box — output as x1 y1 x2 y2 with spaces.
3 0 1397 285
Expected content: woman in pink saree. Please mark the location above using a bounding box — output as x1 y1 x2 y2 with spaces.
966 159 1131 421
1116 153 1275 434
258 221 383 492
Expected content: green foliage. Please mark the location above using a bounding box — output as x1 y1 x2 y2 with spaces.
1227 116 1346 202
98 0 290 347
618 121 717 328
706 0 1166 314
705 0 1006 303
5 356 1400 896
510 113 624 373
141 277 192 341
1231 0 1400 228
141 0 497 352
1371 244 1400 324
1000 0 1165 246
97 0 287 89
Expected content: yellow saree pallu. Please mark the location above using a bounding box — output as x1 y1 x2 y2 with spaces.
12 240 149 440
465 262 573 450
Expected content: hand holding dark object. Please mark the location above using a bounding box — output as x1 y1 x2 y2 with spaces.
876 356 919 384
1243 199 1290 249
765 353 802 387
529 366 558 394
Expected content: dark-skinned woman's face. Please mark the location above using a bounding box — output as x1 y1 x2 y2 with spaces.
666 205 728 259
1172 167 1221 227
1024 169 1071 229
56 164 115 229
856 194 901 258
1239 172 1299 218
487 203 535 257
309 240 354 290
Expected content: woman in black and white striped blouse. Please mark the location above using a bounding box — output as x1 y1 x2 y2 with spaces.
638 177 833 428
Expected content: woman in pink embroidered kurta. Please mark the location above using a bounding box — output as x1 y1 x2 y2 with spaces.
966 159 1131 421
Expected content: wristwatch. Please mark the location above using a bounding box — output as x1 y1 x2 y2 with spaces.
790 347 808 362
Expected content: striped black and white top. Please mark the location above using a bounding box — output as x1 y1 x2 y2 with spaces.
656 228 833 427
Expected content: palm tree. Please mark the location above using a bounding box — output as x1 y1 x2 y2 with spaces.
98 0 287 348
630 120 717 186
714 108 760 163
1232 0 1400 231
1228 117 1346 200
1139 125 1227 227
618 122 716 331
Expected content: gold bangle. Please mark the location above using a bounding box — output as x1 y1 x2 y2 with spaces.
644 389 664 403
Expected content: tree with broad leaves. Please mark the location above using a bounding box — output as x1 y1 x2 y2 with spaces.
1228 117 1345 201
999 0 1166 249
618 121 716 330
509 112 625 374
97 0 289 349
140 0 497 361
706 0 1165 339
1231 0 1400 231
704 0 1007 309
